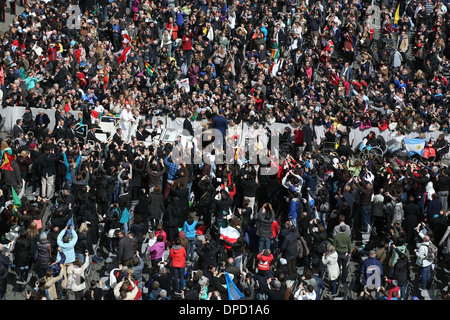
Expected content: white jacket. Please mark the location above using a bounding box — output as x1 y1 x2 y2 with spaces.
322 251 340 281
415 241 433 267
67 258 90 292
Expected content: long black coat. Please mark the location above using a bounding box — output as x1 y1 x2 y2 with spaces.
280 228 299 261
149 192 164 220
0 253 9 295
36 239 51 269
174 188 190 227
14 237 31 267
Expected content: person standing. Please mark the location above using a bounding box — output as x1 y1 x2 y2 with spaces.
415 234 434 290
57 226 78 288
117 230 135 268
182 212 198 263
360 250 384 290
302 118 316 154
168 237 186 292
435 169 449 212
39 148 58 200
322 244 340 295
10 0 15 15
0 0 5 23
391 244 411 299
212 108 228 144
332 225 352 286
256 203 275 254
356 177 374 233
119 104 135 142
0 244 10 300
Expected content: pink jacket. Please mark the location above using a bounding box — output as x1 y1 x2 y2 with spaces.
148 241 165 260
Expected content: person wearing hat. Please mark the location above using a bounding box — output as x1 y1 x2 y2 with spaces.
360 250 384 290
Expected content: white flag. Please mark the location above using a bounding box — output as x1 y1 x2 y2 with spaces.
176 78 190 93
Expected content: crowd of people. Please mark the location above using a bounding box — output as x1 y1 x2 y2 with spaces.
0 0 449 301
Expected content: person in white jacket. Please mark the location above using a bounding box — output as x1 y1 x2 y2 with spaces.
415 234 433 289
114 274 139 300
282 170 303 195
67 251 90 300
322 245 340 295
119 104 136 142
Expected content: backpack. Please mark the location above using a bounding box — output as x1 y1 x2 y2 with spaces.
423 242 438 262
297 236 310 259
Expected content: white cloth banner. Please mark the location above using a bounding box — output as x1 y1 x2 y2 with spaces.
1 108 448 157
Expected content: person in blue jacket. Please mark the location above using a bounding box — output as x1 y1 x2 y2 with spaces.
288 191 300 228
62 147 82 190
183 212 198 262
57 226 77 259
360 250 384 289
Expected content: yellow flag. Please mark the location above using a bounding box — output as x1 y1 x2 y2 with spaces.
394 4 400 24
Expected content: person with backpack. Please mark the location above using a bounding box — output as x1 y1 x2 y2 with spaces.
414 234 436 290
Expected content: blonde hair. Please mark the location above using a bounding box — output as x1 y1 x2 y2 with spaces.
20 150 29 158
79 222 89 235
28 221 39 238
327 245 336 253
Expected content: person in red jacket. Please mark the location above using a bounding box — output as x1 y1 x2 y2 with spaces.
182 29 194 63
294 126 304 154
257 249 274 277
168 237 186 292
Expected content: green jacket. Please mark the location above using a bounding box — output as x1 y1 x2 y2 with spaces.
333 232 352 254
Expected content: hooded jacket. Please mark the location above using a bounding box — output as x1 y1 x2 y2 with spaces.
257 252 274 271
183 219 198 239
169 244 186 268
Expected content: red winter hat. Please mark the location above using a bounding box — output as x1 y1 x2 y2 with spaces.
178 231 186 238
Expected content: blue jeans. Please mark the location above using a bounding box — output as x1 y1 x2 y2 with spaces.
399 284 406 299
420 265 432 289
187 237 195 261
216 218 223 231
316 211 327 229
361 205 372 232
289 217 297 228
173 267 185 291
259 237 271 253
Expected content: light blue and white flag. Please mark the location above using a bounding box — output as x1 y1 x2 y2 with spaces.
404 138 426 157
225 272 244 300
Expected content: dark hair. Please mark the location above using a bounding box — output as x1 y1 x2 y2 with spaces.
303 269 312 279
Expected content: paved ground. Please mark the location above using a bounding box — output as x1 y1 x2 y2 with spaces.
0 4 24 31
